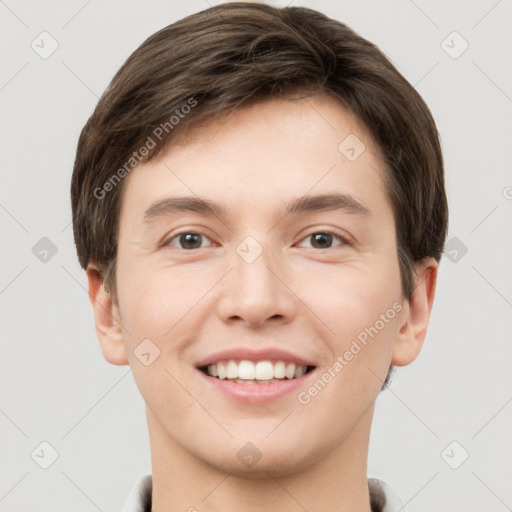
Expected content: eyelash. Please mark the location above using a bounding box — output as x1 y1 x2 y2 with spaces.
163 229 352 250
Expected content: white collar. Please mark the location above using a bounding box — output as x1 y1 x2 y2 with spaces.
121 474 406 512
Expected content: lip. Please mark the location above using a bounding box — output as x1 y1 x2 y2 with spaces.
195 347 316 367
196 367 316 404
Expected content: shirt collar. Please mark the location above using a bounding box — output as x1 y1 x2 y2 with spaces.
121 474 406 512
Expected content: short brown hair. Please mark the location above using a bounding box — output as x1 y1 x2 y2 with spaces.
71 2 448 307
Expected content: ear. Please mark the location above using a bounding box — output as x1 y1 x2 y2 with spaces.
391 258 438 366
86 265 129 365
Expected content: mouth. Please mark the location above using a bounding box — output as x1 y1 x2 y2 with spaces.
195 348 318 403
198 359 316 384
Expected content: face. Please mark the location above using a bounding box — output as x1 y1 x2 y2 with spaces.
109 94 413 475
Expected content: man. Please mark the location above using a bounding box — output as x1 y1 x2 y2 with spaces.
71 3 448 511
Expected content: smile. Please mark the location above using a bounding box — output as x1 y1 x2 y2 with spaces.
200 359 315 384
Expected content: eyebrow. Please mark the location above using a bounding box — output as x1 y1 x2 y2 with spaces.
143 193 370 223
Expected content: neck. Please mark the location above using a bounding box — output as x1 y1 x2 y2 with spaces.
147 405 375 512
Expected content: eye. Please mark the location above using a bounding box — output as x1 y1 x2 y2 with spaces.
164 230 349 251
166 232 213 250
297 231 349 249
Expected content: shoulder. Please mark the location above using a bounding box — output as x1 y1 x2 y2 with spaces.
369 478 407 512
120 474 152 512
121 474 405 512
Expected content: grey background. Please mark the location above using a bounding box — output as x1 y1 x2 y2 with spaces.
1 0 511 510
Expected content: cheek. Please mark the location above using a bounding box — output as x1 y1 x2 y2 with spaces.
116 260 214 373
116 270 197 412
117 253 186 328
295 271 402 420
297 255 402 379
303 259 401 332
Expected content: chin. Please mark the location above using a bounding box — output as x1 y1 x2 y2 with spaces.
196 435 328 479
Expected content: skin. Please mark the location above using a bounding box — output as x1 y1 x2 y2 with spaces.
87 93 438 512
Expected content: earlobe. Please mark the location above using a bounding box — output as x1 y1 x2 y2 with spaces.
391 258 438 367
86 265 129 366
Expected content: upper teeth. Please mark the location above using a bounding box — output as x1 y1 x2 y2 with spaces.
206 360 308 380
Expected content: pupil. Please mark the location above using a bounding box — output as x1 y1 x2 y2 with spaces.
312 233 332 248
180 233 201 249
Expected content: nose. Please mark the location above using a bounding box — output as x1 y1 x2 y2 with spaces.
216 241 297 328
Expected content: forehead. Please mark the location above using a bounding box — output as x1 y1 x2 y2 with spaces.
120 93 390 222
